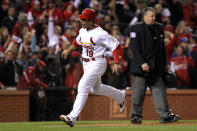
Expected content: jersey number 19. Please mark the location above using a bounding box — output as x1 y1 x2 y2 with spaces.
86 49 93 57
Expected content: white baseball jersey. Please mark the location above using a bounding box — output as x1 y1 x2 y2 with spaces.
75 26 120 58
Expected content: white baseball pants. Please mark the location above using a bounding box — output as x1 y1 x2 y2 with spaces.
67 58 125 123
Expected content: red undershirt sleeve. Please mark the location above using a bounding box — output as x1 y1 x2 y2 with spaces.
72 39 80 48
112 45 120 63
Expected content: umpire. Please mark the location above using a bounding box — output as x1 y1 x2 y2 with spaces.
127 7 179 124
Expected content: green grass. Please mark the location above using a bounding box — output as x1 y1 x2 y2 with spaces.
0 120 197 131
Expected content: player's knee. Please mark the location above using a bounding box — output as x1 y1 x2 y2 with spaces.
77 87 90 95
78 90 89 96
90 89 99 95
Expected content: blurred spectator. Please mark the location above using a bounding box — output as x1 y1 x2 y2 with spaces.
40 0 48 11
180 37 190 54
35 22 48 51
0 0 10 21
5 39 18 59
128 0 148 26
44 41 62 87
0 26 12 52
154 2 171 25
0 50 23 87
70 20 80 34
172 37 194 58
22 0 31 13
111 25 126 45
0 51 6 64
65 51 82 101
60 27 74 50
27 0 42 28
163 16 174 32
17 32 34 70
39 33 48 51
154 3 163 23
182 0 197 28
12 13 30 44
1 6 17 34
17 60 49 121
102 21 112 34
45 0 64 28
93 1 107 25
0 26 19 58
17 60 49 90
55 0 65 12
27 51 40 66
168 0 184 27
107 1 119 25
164 31 177 62
48 9 62 54
170 46 195 88
64 1 75 21
116 0 137 32
175 20 196 46
70 9 80 22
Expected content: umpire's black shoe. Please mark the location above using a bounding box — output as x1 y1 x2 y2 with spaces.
160 114 180 123
131 116 142 124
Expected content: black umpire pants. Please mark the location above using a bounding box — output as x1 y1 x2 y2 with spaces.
130 75 171 120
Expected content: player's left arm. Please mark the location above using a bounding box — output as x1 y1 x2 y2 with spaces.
112 45 121 75
62 33 81 59
104 34 121 75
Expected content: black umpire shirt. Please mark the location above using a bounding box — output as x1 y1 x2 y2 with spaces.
126 21 167 77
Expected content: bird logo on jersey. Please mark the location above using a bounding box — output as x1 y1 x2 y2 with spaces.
81 37 96 46
80 37 96 51
90 37 96 45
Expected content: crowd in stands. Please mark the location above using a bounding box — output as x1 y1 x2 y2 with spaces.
0 0 197 93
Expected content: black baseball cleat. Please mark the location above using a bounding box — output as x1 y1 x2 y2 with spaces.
131 115 142 124
60 115 74 127
160 114 180 123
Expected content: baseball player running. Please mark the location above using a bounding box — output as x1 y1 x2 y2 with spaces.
60 8 126 127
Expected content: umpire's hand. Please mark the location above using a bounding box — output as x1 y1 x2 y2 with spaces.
112 63 121 75
141 63 150 72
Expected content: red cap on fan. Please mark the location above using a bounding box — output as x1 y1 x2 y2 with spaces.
2 0 10 5
36 60 46 67
79 8 96 21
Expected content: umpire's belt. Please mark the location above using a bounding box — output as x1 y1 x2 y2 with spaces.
82 55 104 62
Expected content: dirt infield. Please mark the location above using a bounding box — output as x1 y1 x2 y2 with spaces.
77 122 197 127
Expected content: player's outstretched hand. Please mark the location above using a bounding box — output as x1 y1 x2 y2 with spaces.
112 63 121 75
62 49 69 59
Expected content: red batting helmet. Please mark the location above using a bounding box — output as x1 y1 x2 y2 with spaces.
79 8 96 21
36 60 46 67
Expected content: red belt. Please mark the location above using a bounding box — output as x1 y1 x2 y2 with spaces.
82 55 104 62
